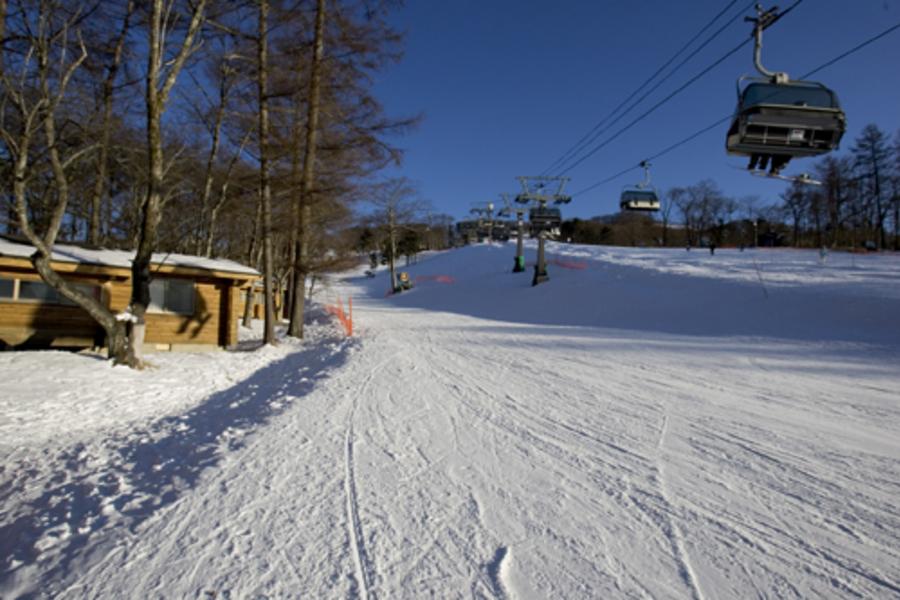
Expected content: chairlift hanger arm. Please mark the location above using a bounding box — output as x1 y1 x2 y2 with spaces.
747 3 790 82
637 160 653 189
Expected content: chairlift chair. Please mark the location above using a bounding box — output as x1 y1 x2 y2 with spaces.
529 206 562 237
726 79 846 172
620 160 660 212
620 188 660 212
726 4 846 176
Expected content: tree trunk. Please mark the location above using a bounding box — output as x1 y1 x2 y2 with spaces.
258 0 276 344
893 183 899 251
286 87 302 330
205 130 250 258
32 254 132 363
872 158 885 250
289 0 326 339
242 199 263 328
130 0 206 367
90 1 133 246
197 71 227 255
813 202 822 248
389 208 397 291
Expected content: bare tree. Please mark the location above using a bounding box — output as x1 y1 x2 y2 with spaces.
813 156 853 247
257 0 276 344
288 0 326 339
190 58 232 254
0 0 136 360
88 0 134 246
662 187 684 246
673 189 697 247
205 128 251 257
369 178 427 292
851 124 892 250
780 180 809 247
737 195 761 247
892 130 900 250
128 0 207 366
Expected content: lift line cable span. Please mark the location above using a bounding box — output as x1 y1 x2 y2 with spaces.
542 0 752 176
570 18 900 198
559 38 750 176
550 0 807 179
543 0 758 177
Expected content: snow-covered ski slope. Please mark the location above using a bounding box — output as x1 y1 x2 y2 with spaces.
2 242 899 598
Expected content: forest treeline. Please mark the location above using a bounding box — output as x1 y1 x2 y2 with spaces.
1 0 419 366
564 124 900 250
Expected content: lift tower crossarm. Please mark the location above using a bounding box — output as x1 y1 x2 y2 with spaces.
515 176 572 204
469 201 496 242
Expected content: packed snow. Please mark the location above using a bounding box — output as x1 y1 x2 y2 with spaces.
1 241 899 599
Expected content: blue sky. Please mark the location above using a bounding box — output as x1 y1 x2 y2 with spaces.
372 0 900 220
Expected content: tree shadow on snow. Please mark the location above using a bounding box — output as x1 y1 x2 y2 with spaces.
0 332 353 597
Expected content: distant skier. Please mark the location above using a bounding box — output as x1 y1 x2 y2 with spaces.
709 242 716 256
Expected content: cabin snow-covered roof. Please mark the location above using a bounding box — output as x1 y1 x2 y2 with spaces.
0 237 260 277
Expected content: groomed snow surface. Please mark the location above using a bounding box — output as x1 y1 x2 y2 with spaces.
2 241 899 599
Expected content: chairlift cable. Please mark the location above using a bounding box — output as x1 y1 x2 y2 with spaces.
555 0 807 178
542 0 754 176
569 17 900 198
549 0 758 176
798 20 900 80
759 0 806 32
559 38 751 175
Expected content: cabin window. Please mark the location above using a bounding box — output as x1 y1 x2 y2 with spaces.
19 280 59 302
3 278 99 305
149 279 195 315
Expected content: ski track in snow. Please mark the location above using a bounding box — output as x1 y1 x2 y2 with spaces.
2 244 900 598
343 354 400 600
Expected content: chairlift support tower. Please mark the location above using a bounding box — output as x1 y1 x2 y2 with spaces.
515 176 571 286
469 201 496 242
499 193 528 272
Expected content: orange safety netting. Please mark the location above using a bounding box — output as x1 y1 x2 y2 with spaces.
324 295 353 337
550 258 589 270
415 275 456 284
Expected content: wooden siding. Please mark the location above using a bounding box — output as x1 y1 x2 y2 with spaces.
0 272 104 348
0 302 102 348
107 278 223 346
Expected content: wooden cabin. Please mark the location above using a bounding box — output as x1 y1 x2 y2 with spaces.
0 237 259 352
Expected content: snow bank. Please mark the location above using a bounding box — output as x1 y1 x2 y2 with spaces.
2 241 898 598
